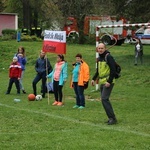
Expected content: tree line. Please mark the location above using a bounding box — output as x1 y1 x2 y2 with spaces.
1 0 150 43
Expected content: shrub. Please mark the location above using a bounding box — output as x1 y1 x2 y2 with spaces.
21 34 32 41
2 29 16 35
31 35 42 41
1 34 14 41
21 34 42 41
1 29 17 40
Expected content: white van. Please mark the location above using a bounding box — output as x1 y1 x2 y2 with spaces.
134 26 150 44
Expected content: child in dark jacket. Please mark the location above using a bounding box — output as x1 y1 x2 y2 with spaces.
6 56 22 94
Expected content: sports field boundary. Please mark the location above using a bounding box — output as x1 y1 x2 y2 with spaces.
0 102 149 138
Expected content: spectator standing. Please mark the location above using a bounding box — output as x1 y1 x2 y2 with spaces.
47 54 67 106
32 51 52 98
134 38 143 65
71 54 89 109
91 43 117 125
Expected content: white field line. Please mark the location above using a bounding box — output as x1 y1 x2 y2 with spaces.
0 103 149 137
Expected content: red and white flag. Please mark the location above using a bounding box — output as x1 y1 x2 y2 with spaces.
42 30 66 54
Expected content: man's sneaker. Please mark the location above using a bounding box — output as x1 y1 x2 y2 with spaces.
52 101 58 106
78 106 85 109
57 102 63 106
5 92 10 94
73 105 79 108
42 94 45 98
22 90 26 94
108 118 117 125
104 120 109 124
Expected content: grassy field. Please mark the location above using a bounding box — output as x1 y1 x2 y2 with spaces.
0 41 150 150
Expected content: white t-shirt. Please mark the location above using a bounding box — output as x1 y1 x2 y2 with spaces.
136 44 140 52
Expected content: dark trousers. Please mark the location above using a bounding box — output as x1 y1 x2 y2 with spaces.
7 78 20 93
32 73 46 96
53 80 63 102
100 84 116 119
135 52 143 65
73 82 85 107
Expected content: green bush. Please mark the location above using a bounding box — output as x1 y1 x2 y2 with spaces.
21 34 32 41
2 29 16 35
1 29 17 40
0 34 14 41
21 34 42 41
0 29 42 41
31 35 42 41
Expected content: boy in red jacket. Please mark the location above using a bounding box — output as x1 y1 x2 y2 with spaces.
6 56 22 94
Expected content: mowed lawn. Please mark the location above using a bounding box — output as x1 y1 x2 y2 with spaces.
0 41 150 150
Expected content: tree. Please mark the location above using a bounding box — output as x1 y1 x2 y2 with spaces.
4 0 24 28
92 0 114 15
22 0 31 29
124 0 150 23
56 0 95 44
3 0 63 31
0 0 5 12
40 0 64 30
3 0 150 40
111 0 150 23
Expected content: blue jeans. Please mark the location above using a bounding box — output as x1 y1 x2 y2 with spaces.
73 82 85 107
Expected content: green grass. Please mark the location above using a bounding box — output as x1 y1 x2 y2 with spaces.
0 41 150 150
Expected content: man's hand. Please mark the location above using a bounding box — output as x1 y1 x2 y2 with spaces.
91 80 95 86
105 82 110 87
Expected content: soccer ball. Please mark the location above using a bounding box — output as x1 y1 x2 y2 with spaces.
28 94 35 101
35 95 42 101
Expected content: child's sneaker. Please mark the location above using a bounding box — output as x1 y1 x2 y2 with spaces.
57 102 63 106
52 101 58 106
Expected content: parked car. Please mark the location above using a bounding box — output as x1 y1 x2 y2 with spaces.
134 26 150 44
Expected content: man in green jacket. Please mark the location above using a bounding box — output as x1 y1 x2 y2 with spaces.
91 43 117 125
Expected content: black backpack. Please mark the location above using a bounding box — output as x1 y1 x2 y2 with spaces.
105 54 121 79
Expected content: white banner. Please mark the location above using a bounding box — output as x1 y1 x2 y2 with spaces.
43 30 66 54
44 30 66 43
